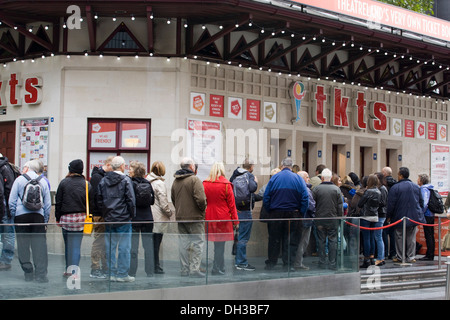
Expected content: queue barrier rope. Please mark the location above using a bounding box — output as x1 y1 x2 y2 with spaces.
344 216 450 230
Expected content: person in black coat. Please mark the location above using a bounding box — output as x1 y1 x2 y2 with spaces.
387 167 425 263
128 161 155 277
55 159 94 275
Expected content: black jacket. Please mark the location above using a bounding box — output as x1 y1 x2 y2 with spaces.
131 177 153 221
0 157 15 219
358 187 381 218
97 171 136 223
55 175 94 222
90 166 106 217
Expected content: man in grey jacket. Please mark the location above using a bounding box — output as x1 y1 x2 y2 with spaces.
312 168 343 270
97 156 136 282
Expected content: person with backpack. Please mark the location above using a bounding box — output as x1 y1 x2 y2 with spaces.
97 156 136 282
8 159 51 282
387 167 425 263
417 173 437 261
0 154 20 271
229 158 258 271
55 159 94 276
263 157 309 271
128 160 155 277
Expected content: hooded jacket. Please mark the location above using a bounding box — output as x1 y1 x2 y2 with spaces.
171 168 207 221
90 166 106 217
420 183 434 217
0 156 15 219
229 167 258 211
97 171 136 223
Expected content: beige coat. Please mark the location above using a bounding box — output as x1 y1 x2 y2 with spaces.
147 172 174 233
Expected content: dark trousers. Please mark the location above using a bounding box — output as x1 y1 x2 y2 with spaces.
153 232 163 269
212 241 226 272
266 211 301 267
14 213 48 278
130 223 154 276
423 216 435 258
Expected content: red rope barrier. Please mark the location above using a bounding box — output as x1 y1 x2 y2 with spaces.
345 216 450 230
345 218 403 230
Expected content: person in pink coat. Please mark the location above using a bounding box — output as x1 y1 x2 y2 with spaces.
203 162 239 275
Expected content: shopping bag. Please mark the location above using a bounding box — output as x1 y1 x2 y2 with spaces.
83 180 93 235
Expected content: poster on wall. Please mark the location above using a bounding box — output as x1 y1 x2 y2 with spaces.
210 94 224 117
404 119 414 138
391 118 402 137
186 119 222 181
246 99 261 121
428 123 437 140
190 92 206 116
228 97 243 119
430 144 450 196
416 121 426 139
90 121 117 148
120 122 148 149
264 102 277 123
438 124 447 142
19 118 49 171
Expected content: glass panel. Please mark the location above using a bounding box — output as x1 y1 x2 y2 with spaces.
0 217 360 299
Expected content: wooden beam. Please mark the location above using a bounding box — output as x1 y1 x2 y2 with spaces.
147 6 154 53
189 14 251 54
0 13 53 51
85 6 96 52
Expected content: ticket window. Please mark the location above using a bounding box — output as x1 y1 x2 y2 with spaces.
360 146 374 177
332 144 346 178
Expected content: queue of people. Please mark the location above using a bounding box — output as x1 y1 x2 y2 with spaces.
0 152 446 284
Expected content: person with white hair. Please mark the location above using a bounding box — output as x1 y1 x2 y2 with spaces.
171 157 207 277
97 156 136 282
8 159 51 282
311 168 344 270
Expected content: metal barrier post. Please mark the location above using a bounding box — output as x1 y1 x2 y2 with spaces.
446 256 450 300
439 217 442 269
395 217 412 266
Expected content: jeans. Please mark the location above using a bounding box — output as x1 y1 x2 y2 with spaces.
105 223 132 278
235 210 252 266
0 214 15 265
361 218 386 261
62 229 83 269
374 218 386 261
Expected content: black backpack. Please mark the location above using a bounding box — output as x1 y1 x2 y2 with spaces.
134 179 154 208
21 174 44 211
427 187 445 213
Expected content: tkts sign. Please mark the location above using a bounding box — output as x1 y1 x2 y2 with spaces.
0 73 43 107
312 84 387 132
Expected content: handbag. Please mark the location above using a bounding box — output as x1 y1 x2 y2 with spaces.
83 180 93 235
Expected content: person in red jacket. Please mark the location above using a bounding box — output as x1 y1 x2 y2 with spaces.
203 162 239 275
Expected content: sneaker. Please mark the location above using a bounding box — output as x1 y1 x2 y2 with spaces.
0 262 11 271
90 269 107 279
116 275 135 283
235 264 255 271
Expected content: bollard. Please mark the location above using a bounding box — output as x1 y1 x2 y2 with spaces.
402 216 406 263
446 256 450 300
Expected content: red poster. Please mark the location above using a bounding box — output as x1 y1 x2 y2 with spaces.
209 94 224 117
246 99 260 121
405 120 415 138
428 123 437 140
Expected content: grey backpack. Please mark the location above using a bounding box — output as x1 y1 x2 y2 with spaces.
21 174 43 211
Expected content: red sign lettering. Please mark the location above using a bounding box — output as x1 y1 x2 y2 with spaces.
332 88 349 127
369 102 387 132
0 73 43 107
355 91 367 130
313 85 327 126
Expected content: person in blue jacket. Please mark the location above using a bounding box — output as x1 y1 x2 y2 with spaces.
417 173 435 261
387 167 424 263
263 157 309 271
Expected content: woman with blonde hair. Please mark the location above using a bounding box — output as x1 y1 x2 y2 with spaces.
147 161 173 274
203 162 239 275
